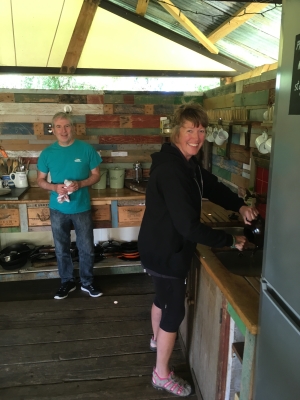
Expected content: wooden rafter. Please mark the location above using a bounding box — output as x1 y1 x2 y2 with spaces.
60 0 101 74
158 0 218 54
232 62 278 83
136 0 149 16
208 2 270 44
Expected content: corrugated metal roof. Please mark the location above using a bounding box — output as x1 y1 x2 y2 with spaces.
110 0 282 69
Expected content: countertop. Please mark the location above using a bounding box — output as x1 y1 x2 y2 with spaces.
0 187 146 204
196 244 260 335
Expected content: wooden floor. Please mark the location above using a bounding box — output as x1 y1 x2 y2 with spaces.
0 273 197 399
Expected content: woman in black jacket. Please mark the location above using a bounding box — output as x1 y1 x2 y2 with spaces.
138 104 258 397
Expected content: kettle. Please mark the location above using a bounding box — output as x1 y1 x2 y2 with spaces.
243 215 265 249
133 162 143 183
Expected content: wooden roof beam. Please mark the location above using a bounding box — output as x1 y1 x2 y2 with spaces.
60 0 101 74
208 2 270 44
136 0 149 16
158 0 219 54
231 62 278 83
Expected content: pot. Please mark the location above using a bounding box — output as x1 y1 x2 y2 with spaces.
244 215 265 249
0 243 33 270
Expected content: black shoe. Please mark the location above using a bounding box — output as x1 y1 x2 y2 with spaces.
54 281 76 300
81 284 103 297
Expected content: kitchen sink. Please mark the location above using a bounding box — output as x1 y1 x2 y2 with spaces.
212 226 263 276
212 248 263 277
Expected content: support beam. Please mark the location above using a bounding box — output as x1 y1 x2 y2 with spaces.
158 0 219 54
208 3 270 44
231 62 278 82
60 0 101 74
136 0 149 17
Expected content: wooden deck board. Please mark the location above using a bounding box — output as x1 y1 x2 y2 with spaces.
0 274 197 399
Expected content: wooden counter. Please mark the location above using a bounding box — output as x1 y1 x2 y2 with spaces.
196 244 259 335
0 187 146 204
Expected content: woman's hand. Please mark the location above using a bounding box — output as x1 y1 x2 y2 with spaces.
233 235 249 251
239 205 259 225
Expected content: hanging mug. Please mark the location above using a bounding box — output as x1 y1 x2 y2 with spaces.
215 129 229 146
255 131 269 154
206 127 215 142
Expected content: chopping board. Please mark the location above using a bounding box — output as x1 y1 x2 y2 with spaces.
0 187 29 200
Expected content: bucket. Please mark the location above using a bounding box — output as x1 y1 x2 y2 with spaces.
92 169 107 190
109 168 125 189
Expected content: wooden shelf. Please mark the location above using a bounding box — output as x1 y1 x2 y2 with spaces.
0 257 144 282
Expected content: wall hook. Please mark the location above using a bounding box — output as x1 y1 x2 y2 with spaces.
64 105 72 113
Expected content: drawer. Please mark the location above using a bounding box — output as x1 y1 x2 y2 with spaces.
118 205 145 226
28 207 51 226
91 204 111 221
0 208 20 227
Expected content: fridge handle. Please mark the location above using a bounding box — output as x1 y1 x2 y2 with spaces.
262 286 300 335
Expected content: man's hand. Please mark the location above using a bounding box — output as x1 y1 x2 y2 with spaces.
239 205 259 225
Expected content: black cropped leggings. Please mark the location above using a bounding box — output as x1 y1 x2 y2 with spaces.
152 275 186 333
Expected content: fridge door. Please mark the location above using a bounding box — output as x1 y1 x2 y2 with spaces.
254 284 300 399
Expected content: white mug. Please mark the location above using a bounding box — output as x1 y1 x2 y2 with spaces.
255 131 269 154
265 137 272 153
206 127 215 142
215 129 229 146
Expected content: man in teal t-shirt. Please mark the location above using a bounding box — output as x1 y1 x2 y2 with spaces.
37 112 102 300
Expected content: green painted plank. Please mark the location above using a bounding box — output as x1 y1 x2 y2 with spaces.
153 104 176 114
240 330 256 400
114 104 144 114
86 128 160 136
212 165 231 181
14 94 59 103
234 91 269 107
227 303 246 336
134 95 176 105
204 83 236 98
174 96 203 105
0 122 34 135
103 94 124 104
216 147 227 157
58 94 87 104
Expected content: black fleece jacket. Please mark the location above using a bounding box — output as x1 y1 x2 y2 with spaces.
138 143 245 279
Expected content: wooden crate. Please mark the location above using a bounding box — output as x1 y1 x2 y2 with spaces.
28 207 51 226
0 208 20 227
91 204 111 221
118 205 145 227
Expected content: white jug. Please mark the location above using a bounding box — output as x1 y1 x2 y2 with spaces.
9 171 28 188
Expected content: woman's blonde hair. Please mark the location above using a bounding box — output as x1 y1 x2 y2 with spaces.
170 103 209 144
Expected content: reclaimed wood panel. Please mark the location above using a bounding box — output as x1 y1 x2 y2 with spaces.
86 115 120 128
58 94 87 104
27 207 51 226
98 135 162 144
153 104 176 115
33 123 44 136
0 104 103 115
242 79 276 94
86 128 160 136
131 115 160 128
14 94 59 103
124 95 134 104
144 104 154 114
91 204 111 221
231 173 249 189
0 93 14 102
120 116 132 128
234 91 269 107
114 104 144 114
118 205 145 224
103 94 124 104
75 123 86 135
0 208 19 227
174 95 203 105
103 104 113 114
230 143 250 164
203 93 235 110
204 83 236 98
134 94 176 105
86 94 103 104
0 122 34 135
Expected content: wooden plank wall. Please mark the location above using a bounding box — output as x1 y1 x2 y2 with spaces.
203 70 276 194
0 91 203 184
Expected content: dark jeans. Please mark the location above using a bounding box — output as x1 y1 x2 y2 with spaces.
50 209 95 286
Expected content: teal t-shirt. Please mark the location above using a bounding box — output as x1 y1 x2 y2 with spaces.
37 140 102 214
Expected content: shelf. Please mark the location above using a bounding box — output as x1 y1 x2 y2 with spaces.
0 257 144 282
